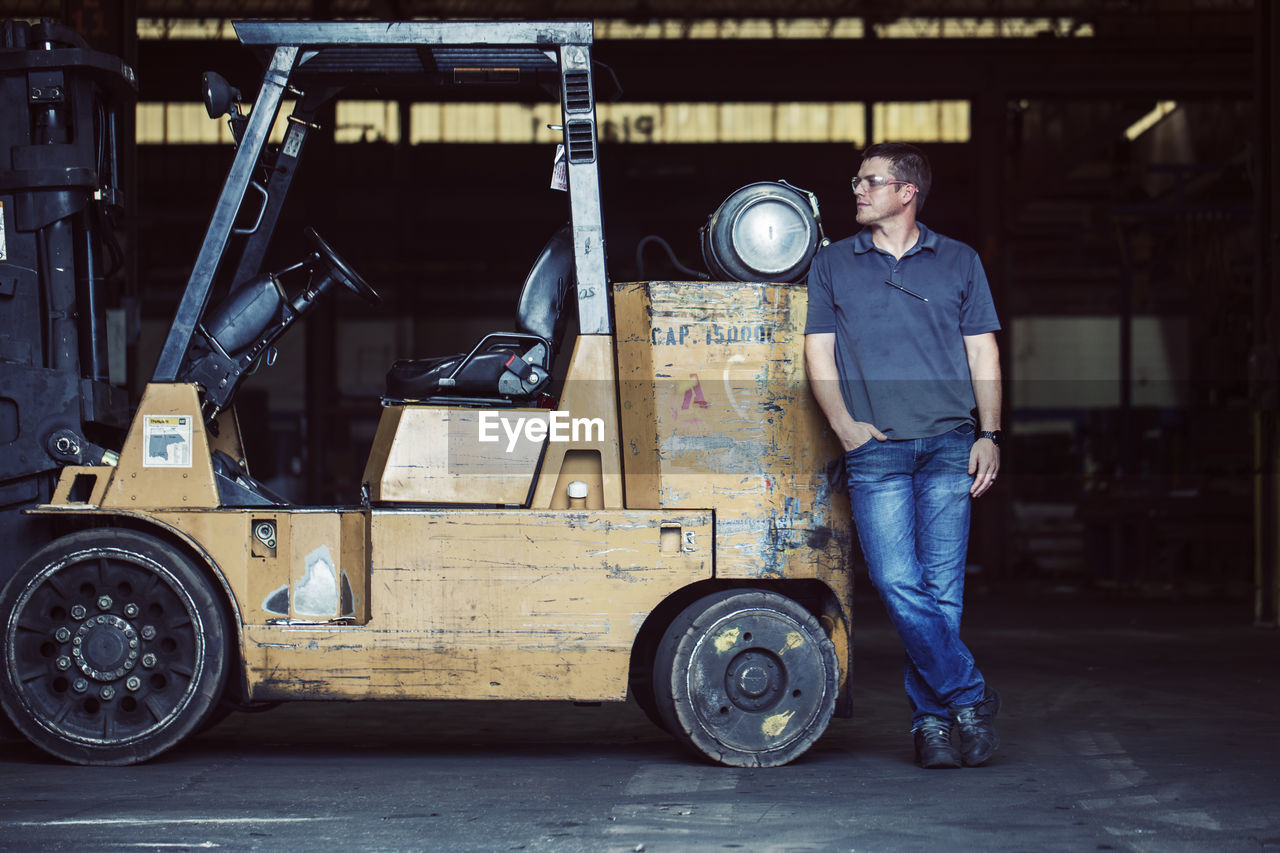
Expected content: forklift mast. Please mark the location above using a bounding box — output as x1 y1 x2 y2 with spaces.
0 19 134 588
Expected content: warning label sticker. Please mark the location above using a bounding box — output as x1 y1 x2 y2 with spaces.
0 200 7 261
143 415 193 468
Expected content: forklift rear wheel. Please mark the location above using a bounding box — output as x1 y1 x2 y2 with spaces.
653 589 838 768
1 528 231 765
628 656 669 734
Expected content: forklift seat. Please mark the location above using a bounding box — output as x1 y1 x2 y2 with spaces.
385 225 576 404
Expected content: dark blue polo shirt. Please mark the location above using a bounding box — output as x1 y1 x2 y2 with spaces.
804 224 1001 439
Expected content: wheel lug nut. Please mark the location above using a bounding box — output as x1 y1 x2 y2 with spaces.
97 595 113 611
126 676 141 692
55 656 71 670
142 653 156 668
70 605 86 620
99 686 115 701
55 627 71 642
73 679 88 693
124 603 139 618
141 626 156 641
129 638 138 649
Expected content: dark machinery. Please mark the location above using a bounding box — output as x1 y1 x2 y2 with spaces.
182 226 380 421
0 20 134 589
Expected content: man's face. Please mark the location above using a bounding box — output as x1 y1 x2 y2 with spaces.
853 156 913 227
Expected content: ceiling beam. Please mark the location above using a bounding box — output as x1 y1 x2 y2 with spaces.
133 35 1251 103
3 0 1259 21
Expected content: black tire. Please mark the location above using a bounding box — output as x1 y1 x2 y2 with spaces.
0 709 20 742
196 699 236 735
197 697 281 736
1 528 232 765
653 589 838 768
628 651 669 734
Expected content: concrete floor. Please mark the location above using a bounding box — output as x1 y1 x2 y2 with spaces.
1 591 1277 852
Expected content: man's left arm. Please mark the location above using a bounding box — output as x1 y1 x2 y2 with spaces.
964 332 1002 498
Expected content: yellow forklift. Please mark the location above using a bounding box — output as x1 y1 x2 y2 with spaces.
0 20 851 767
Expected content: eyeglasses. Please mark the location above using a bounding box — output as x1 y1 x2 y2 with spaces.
850 175 914 192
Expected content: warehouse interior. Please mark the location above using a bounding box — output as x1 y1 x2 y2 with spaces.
3 0 1272 620
3 4 1279 850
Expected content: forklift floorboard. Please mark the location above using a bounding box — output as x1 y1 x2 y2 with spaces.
1 590 1276 852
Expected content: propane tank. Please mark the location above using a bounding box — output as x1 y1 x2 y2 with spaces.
700 180 827 283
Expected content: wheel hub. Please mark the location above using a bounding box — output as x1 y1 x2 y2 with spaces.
72 614 140 682
725 650 784 711
738 665 769 697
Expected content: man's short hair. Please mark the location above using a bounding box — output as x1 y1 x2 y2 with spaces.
861 142 932 213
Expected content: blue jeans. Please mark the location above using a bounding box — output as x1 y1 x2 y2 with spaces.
844 424 986 726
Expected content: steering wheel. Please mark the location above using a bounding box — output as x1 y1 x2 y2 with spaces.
304 227 381 304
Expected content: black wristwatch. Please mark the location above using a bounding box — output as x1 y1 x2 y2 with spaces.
977 430 1002 447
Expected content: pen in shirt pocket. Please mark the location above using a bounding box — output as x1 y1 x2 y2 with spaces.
884 279 929 302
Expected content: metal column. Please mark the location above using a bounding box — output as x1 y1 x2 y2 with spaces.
1255 0 1280 628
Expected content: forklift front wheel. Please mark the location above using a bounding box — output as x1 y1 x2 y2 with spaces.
653 589 838 768
0 710 20 742
1 528 232 766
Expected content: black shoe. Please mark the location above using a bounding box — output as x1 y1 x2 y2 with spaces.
913 715 962 769
952 687 1001 766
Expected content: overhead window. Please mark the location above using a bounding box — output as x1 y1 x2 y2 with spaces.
336 101 401 144
872 101 971 144
138 100 972 146
138 17 1092 42
136 101 295 144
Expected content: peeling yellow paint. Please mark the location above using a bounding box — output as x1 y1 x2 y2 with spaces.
762 709 795 738
714 627 741 653
36 282 856 713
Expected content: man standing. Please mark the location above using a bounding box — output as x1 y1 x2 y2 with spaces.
804 142 1002 769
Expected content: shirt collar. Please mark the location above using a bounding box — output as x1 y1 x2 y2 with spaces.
852 222 937 256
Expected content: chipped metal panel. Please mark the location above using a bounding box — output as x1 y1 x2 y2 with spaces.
245 636 635 702
284 514 347 620
149 508 369 627
341 510 371 624
100 384 219 509
530 334 625 509
49 465 113 505
614 283 663 510
241 508 712 701
364 406 546 504
612 280 851 584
